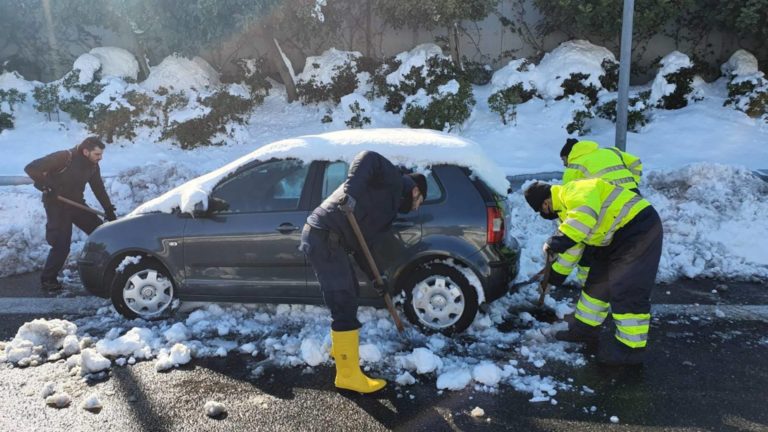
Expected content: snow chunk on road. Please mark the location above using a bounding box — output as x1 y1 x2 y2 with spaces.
40 382 57 398
396 371 416 386
359 343 382 363
436 368 472 390
130 128 510 216
300 338 324 366
473 362 503 386
470 407 485 417
95 327 159 359
204 400 227 418
46 393 72 408
3 319 77 366
400 347 443 374
80 348 111 374
155 343 192 371
164 323 191 344
80 393 103 411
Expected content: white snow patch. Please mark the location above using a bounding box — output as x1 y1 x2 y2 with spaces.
396 371 417 386
300 338 324 366
116 255 141 273
297 48 361 85
204 400 227 418
721 49 761 78
436 368 472 390
80 393 103 411
472 362 503 386
155 343 192 371
164 323 191 344
80 348 112 374
4 319 77 366
73 53 102 84
141 55 219 91
89 47 139 80
359 343 382 363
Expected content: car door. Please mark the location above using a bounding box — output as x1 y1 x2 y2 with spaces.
181 159 314 302
307 161 423 299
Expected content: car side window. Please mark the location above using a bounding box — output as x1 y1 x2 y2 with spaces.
212 159 309 213
424 172 442 201
322 161 349 199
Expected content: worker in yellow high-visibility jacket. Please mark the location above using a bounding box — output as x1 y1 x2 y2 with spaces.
559 138 644 286
524 178 663 365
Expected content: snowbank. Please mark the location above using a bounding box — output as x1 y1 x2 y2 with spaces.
721 49 761 78
89 47 140 80
387 44 447 86
141 55 220 91
73 53 102 84
297 48 361 85
130 128 511 215
0 71 37 92
3 319 77 366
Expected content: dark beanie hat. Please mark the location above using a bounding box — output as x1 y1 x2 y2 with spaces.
524 181 551 211
560 138 579 158
408 173 428 198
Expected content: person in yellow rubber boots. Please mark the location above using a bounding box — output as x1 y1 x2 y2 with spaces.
559 138 644 287
523 179 663 365
299 151 426 392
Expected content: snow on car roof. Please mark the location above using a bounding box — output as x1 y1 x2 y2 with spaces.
130 128 510 215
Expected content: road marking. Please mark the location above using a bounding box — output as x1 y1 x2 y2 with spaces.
1 298 767 322
0 297 109 314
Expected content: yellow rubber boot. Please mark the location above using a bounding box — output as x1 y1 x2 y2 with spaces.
330 329 386 393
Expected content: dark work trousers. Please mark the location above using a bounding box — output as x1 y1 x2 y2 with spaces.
41 200 102 283
584 207 664 318
300 224 361 331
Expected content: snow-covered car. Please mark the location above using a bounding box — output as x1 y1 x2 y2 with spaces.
78 129 520 334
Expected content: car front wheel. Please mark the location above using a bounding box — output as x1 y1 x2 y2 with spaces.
402 263 479 335
110 260 175 319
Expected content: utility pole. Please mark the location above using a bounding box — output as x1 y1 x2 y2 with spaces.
615 0 634 151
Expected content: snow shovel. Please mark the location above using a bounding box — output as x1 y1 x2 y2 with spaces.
341 208 405 333
536 252 556 307
508 267 546 292
57 196 106 218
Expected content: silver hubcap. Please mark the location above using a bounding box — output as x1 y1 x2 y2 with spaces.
411 275 465 329
123 269 174 317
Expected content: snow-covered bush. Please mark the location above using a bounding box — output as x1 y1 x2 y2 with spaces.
32 83 60 121
0 112 13 132
339 94 371 129
650 51 702 110
296 49 370 105
722 50 768 121
380 44 475 131
488 83 537 125
461 58 493 85
161 89 254 149
595 90 651 132
0 88 26 112
565 98 595 135
229 57 272 104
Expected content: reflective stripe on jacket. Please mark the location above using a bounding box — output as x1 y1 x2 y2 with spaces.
562 141 643 190
549 178 650 276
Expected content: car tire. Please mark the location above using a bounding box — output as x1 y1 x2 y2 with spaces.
110 260 175 320
402 263 479 335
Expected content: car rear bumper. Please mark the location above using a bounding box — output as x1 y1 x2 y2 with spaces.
482 245 520 302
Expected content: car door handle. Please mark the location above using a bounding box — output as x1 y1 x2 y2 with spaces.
276 223 300 234
392 219 415 228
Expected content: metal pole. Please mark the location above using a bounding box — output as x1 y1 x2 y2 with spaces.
615 0 635 151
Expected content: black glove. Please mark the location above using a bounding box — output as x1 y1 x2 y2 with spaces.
339 194 357 213
373 275 389 296
547 270 567 288
42 186 58 200
104 205 117 222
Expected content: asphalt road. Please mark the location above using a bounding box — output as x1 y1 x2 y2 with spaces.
1 274 767 432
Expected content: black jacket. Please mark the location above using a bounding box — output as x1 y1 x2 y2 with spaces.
307 151 415 279
24 146 113 211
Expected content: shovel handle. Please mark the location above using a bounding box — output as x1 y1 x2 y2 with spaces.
343 209 405 333
536 252 555 307
57 196 106 218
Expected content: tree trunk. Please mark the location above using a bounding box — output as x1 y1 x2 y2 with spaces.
365 0 373 57
133 36 151 82
449 22 463 71
268 37 297 103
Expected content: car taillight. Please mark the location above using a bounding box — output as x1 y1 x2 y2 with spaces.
486 206 504 245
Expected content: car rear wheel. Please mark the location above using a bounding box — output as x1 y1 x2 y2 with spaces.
110 260 175 320
402 263 479 335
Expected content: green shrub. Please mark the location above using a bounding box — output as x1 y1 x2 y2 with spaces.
0 112 14 132
559 72 599 107
599 59 619 92
161 91 255 149
87 104 136 143
0 89 26 112
33 84 60 121
566 108 594 135
58 69 105 124
297 63 360 105
461 58 493 85
344 101 371 129
488 83 537 125
231 57 272 103
161 91 190 127
595 91 652 132
725 79 768 119
402 81 475 131
372 57 401 98
656 66 697 110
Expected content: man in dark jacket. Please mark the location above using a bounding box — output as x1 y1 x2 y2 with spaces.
300 150 427 393
25 136 117 291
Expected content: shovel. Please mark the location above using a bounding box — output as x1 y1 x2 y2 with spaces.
341 208 405 333
537 252 556 306
57 196 106 218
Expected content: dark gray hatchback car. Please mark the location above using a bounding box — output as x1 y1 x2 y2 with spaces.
79 157 520 334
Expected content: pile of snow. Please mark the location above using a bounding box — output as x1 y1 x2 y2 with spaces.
649 51 701 106
491 40 616 99
155 343 192 371
141 55 220 91
204 400 227 418
2 319 78 366
130 128 511 215
297 48 361 85
721 49 761 78
72 53 102 84
88 47 139 80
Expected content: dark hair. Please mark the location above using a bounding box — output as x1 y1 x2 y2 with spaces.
408 173 428 198
523 181 552 211
79 136 105 151
560 138 579 158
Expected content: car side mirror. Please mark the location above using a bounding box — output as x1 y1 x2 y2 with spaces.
208 197 230 214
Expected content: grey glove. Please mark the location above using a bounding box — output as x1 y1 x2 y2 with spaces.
339 194 357 213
